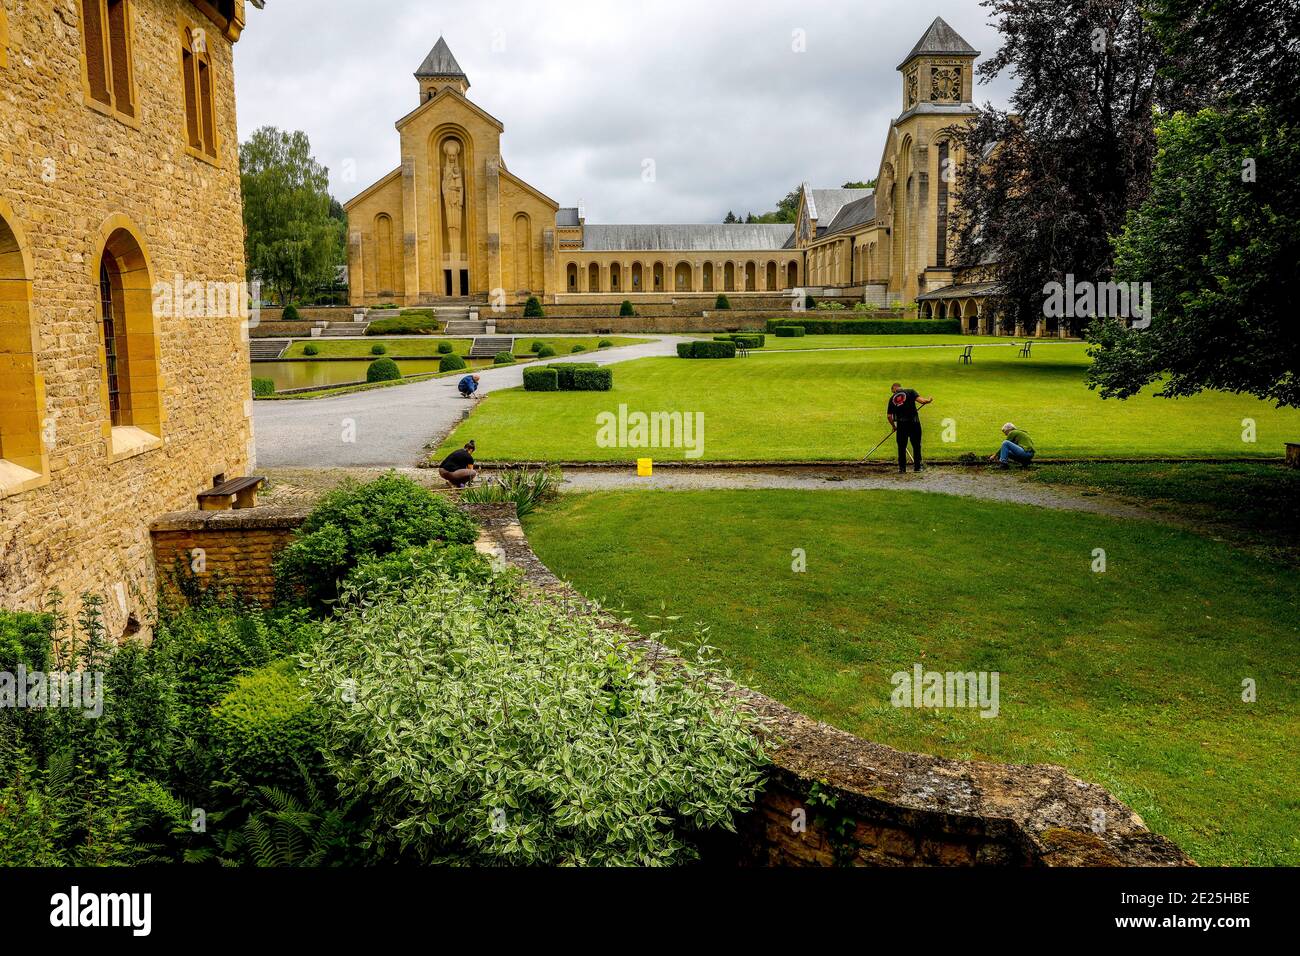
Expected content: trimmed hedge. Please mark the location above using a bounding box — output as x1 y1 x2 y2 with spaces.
371 343 387 355
367 357 401 382
436 341 454 354
678 340 738 358
367 312 440 335
530 340 545 353
536 345 557 358
714 334 765 348
619 300 636 317
570 367 613 391
773 325 806 338
439 353 467 372
302 343 320 356
523 296 545 317
211 658 324 787
715 294 731 310
551 362 596 390
493 351 515 365
766 317 963 335
252 377 276 397
571 344 586 353
523 366 559 391
597 339 613 348
282 304 301 321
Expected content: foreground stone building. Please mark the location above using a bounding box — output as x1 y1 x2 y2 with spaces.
347 18 1021 331
0 0 260 633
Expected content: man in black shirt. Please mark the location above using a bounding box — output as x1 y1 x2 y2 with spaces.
438 440 478 488
886 383 933 474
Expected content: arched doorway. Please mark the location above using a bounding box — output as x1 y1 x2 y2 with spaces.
512 214 533 294
787 261 798 287
566 262 578 291
653 262 664 291
744 262 756 291
631 262 643 291
703 262 714 292
610 262 621 292
588 262 600 293
674 262 692 292
724 262 736 292
766 261 777 290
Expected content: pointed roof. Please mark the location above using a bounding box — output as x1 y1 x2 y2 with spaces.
897 17 979 69
416 37 468 81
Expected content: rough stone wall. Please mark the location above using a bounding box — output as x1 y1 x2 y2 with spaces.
150 506 309 607
0 1 253 637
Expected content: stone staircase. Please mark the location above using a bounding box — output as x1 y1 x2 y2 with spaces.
318 322 370 337
249 339 289 359
444 318 490 336
468 336 515 359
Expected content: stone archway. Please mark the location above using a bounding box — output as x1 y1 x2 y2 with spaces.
0 201 48 491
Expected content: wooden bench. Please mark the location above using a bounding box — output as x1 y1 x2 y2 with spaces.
959 345 974 364
1019 341 1033 358
197 476 266 511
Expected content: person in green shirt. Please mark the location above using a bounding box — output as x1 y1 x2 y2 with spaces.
988 422 1035 469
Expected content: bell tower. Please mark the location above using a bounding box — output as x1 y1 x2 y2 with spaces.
897 17 978 114
416 36 470 103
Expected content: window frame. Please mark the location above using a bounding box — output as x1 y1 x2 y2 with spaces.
179 18 221 164
79 0 141 129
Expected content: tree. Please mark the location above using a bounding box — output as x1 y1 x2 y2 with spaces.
723 211 738 223
842 180 876 189
947 0 1170 330
1087 0 1300 406
240 127 346 306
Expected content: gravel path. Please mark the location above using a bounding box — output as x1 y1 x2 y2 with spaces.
252 336 692 468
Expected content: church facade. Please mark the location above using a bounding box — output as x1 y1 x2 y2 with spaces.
348 19 1023 334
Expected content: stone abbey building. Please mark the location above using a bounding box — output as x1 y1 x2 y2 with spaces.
347 18 1019 332
1 0 260 632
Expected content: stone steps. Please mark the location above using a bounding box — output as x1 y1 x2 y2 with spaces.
444 320 489 336
249 339 289 359
468 336 515 359
318 322 371 337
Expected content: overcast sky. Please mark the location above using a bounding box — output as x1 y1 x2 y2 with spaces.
233 0 1014 224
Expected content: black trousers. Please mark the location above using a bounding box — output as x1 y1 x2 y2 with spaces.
896 420 922 471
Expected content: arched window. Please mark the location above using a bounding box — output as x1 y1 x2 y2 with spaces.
374 214 395 294
674 262 692 292
96 223 162 457
744 262 756 291
609 262 621 292
724 262 736 292
588 262 600 292
0 205 49 497
787 261 798 287
631 262 643 291
766 261 777 290
513 214 533 294
702 262 714 292
566 262 578 291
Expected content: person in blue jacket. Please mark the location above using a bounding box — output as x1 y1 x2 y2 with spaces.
458 374 481 399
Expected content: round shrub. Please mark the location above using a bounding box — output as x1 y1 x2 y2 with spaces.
439 353 467 372
436 341 454 354
367 357 401 383
774 325 806 338
536 345 556 358
302 343 320 356
619 300 635 317
715 294 731 310
523 296 545 318
493 351 516 365
211 658 324 787
571 344 586 353
371 343 388 356
597 339 613 349
530 340 544 353
282 304 301 321
252 377 276 398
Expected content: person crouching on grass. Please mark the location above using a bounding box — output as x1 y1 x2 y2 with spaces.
439 440 479 488
458 374 481 399
988 423 1035 469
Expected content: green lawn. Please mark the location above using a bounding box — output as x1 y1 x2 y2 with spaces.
280 335 648 359
525 489 1300 866
696 333 1026 350
441 343 1300 461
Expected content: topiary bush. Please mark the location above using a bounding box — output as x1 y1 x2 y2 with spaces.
549 362 597 391
367 358 401 383
523 296 545 318
530 340 544 353
713 333 764 349
765 317 961 335
523 366 559 391
274 473 478 610
773 325 806 338
803 294 817 310
366 313 440 336
571 344 586 353
282 304 301 321
715 294 731 310
570 366 613 391
436 341 454 354
371 343 387 355
493 351 515 365
303 343 320 356
211 658 325 788
252 377 276 397
597 339 613 349
439 353 467 372
536 345 556 358
619 300 635 317
299 566 767 865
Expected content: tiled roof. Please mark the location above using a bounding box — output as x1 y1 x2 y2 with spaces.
897 17 979 69
416 37 466 78
580 224 795 252
822 194 876 236
556 207 581 227
808 188 872 226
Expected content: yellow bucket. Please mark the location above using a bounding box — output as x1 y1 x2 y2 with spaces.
636 458 653 477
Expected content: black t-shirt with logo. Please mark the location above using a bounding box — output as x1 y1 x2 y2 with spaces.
887 389 920 422
440 448 475 471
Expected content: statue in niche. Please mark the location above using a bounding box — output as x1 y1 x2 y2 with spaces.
442 140 465 257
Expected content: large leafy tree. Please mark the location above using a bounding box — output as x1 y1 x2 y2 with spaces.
947 0 1169 328
240 127 346 306
1087 0 1300 406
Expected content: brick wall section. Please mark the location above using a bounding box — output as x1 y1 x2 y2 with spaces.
150 506 311 606
149 501 1193 866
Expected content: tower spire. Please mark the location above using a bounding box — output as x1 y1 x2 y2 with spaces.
415 36 470 100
